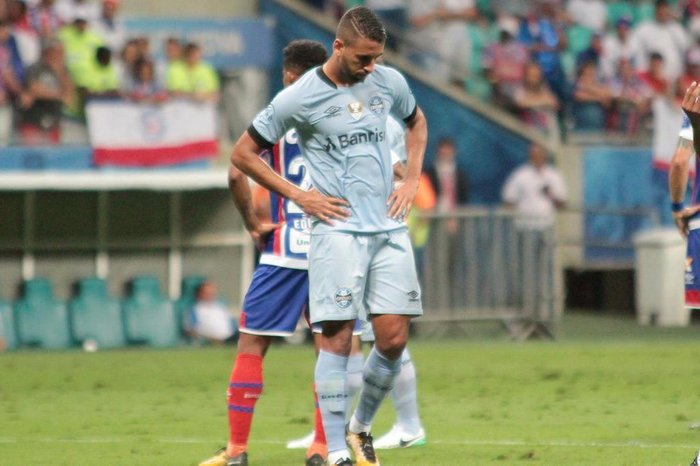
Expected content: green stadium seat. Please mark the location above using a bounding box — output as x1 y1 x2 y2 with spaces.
69 277 126 349
634 1 655 24
175 275 206 336
123 276 179 348
15 278 72 349
566 24 593 56
607 1 635 27
0 297 17 350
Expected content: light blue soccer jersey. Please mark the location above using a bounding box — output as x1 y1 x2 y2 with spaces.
386 114 407 165
249 65 417 234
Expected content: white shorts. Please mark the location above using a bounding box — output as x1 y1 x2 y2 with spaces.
308 229 423 324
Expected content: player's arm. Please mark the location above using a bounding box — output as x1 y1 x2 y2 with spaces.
231 131 349 225
228 164 279 251
669 136 697 238
673 82 700 237
388 106 427 219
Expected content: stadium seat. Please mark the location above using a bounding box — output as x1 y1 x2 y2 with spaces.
69 277 126 349
14 278 72 349
566 24 593 57
607 1 635 26
0 297 17 350
175 275 206 336
123 276 179 348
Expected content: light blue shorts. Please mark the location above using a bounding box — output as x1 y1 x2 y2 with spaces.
308 229 422 324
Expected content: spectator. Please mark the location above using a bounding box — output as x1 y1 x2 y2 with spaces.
8 0 40 67
435 0 478 87
405 0 442 76
600 17 634 81
19 39 74 145
83 45 118 96
629 0 689 82
365 0 406 51
127 57 166 102
678 48 700 93
517 0 568 103
483 15 529 108
566 0 607 33
157 36 182 89
0 18 25 89
575 32 603 75
608 57 653 134
572 60 613 131
639 51 670 96
424 137 467 287
114 37 136 90
92 0 124 52
55 0 97 24
425 136 470 212
502 142 566 325
57 15 103 88
183 280 238 345
513 61 560 141
28 0 62 38
167 41 219 103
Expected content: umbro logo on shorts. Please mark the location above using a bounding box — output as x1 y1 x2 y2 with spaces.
407 290 420 302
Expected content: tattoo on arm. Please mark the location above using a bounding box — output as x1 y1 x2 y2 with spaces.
678 137 694 150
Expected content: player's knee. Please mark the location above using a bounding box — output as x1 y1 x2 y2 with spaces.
374 333 407 360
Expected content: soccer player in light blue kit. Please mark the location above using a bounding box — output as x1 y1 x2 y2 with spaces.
231 7 428 466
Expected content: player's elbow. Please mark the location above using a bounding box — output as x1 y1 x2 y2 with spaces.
227 165 246 187
670 152 691 172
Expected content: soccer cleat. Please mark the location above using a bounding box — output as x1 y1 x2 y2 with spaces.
332 458 353 466
286 430 314 449
373 425 427 449
346 428 379 466
305 453 327 466
198 448 248 466
690 450 700 466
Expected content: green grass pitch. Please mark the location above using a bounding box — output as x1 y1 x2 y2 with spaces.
2 314 700 465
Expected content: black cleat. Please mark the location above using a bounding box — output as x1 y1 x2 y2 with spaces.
305 453 327 466
332 458 353 466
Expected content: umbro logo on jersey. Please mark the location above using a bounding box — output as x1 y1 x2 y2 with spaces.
324 106 342 118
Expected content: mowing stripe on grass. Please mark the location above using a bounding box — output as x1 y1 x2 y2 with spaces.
0 437 694 450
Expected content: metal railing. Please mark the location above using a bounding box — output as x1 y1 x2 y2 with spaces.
416 208 557 339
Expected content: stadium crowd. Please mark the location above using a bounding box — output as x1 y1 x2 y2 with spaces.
304 0 700 143
0 0 219 147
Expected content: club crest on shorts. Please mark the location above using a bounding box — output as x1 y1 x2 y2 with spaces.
335 288 353 309
347 101 363 120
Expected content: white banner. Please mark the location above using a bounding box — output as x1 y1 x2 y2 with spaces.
86 99 219 166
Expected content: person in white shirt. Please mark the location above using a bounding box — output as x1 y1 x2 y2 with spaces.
92 0 124 52
502 142 566 231
629 0 689 82
566 0 608 33
184 280 238 344
55 0 98 24
601 17 635 80
502 143 566 324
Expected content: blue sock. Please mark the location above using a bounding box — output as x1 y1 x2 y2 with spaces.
350 347 401 432
391 348 422 434
315 350 350 455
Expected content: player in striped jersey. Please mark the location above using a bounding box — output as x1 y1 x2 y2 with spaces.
198 40 328 466
670 83 700 309
672 82 700 466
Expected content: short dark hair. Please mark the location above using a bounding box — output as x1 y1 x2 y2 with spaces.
283 39 327 74
336 6 386 45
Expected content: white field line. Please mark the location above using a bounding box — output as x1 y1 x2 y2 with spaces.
0 437 695 450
